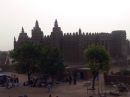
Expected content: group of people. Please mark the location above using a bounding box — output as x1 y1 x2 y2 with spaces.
6 74 19 88
65 72 77 85
23 76 53 93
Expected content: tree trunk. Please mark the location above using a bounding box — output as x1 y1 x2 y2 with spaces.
92 71 98 90
99 72 105 94
27 70 31 84
26 64 31 84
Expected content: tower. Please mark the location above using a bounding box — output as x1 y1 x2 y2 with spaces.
14 36 16 48
50 19 63 48
110 30 127 65
14 27 29 48
31 20 43 43
79 28 82 35
18 27 29 42
51 19 63 37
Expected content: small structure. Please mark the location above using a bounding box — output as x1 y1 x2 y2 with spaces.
65 65 91 80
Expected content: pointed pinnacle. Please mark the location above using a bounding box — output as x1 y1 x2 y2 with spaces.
54 19 58 27
79 28 81 33
35 20 39 27
22 27 24 33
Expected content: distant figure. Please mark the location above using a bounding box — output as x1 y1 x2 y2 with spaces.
47 83 52 92
68 76 72 85
73 72 77 85
65 76 69 83
73 77 77 85
16 77 19 86
47 77 53 92
6 77 12 89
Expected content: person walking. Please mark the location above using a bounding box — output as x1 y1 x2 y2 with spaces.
47 77 53 93
68 76 72 85
47 83 52 93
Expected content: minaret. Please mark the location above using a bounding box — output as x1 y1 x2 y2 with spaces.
54 19 58 27
79 28 82 35
51 19 63 36
14 36 16 49
14 36 16 42
22 27 24 33
35 20 39 28
15 27 29 48
79 28 81 33
31 20 43 43
51 19 63 48
18 27 29 41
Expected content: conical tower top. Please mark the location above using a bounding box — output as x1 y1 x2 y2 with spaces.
35 20 39 28
79 28 82 33
22 27 24 33
54 19 58 27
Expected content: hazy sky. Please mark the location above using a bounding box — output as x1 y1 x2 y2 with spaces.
0 0 130 51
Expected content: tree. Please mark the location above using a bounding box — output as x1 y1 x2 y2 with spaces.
39 47 64 80
84 45 111 90
11 44 65 83
11 43 42 83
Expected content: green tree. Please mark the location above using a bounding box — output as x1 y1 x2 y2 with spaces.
84 45 111 89
39 47 64 80
11 44 64 83
11 43 42 83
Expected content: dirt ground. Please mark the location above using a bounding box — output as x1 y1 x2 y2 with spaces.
0 73 129 97
0 73 88 97
0 81 88 97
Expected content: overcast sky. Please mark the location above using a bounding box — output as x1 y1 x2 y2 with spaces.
0 0 130 51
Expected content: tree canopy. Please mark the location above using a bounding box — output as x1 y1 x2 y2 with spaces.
11 43 42 82
84 45 111 89
85 45 110 72
11 43 64 82
39 47 64 78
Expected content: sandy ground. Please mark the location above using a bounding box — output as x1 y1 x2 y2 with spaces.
0 73 88 97
0 81 88 97
0 73 129 97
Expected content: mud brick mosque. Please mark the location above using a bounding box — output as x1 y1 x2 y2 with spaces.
14 20 130 77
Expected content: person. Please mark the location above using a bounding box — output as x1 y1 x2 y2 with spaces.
47 83 52 92
6 77 11 89
73 77 77 85
68 76 72 85
16 77 19 86
47 77 53 92
73 72 77 85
